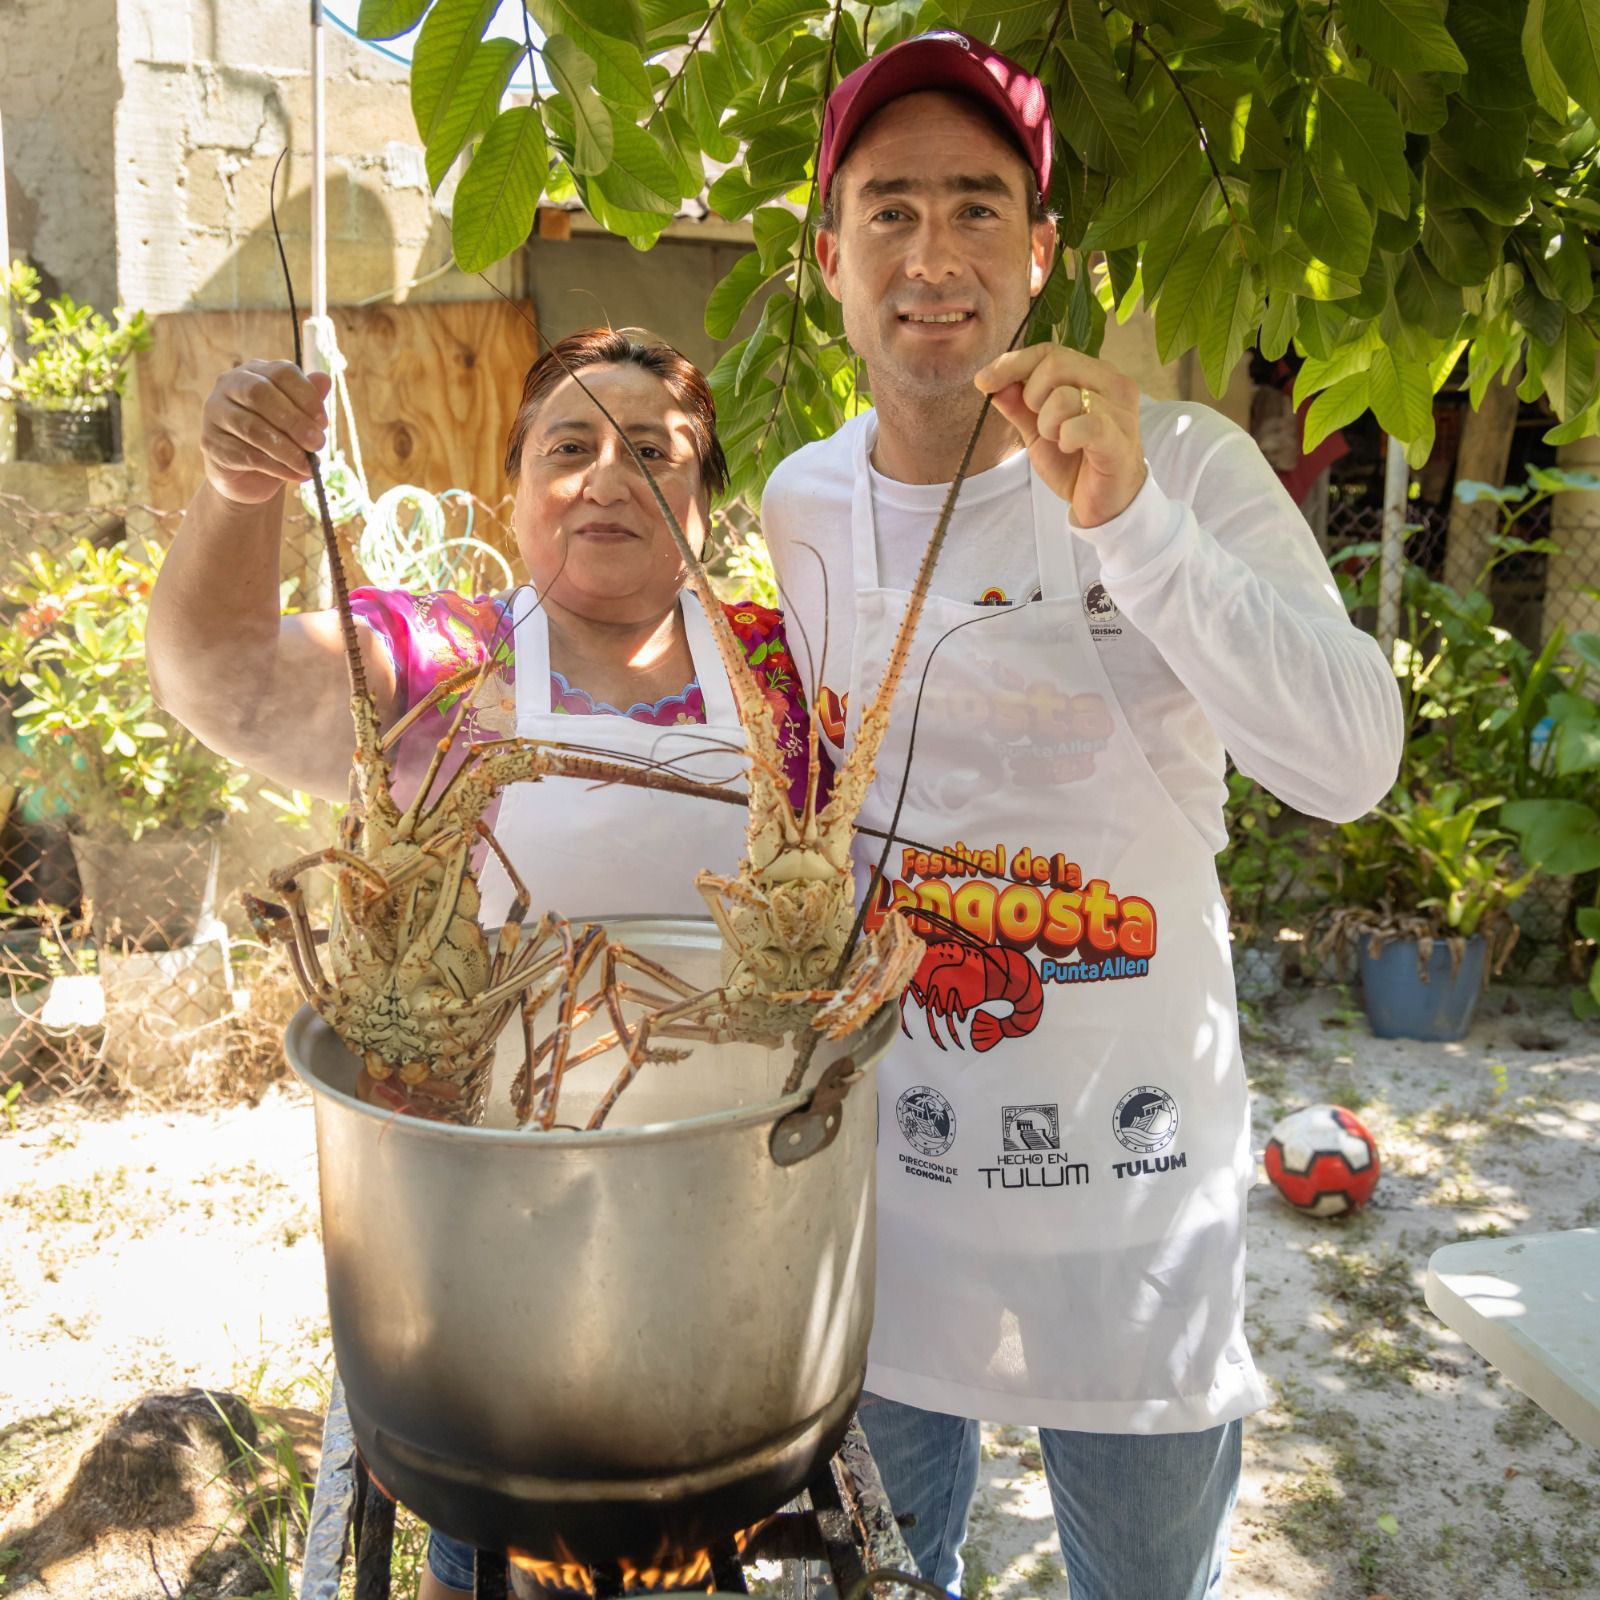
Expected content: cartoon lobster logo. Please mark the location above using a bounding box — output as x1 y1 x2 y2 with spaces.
899 909 1044 1052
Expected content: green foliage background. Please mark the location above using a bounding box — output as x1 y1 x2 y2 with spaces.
358 0 1600 503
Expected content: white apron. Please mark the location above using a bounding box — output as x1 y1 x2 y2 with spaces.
476 590 747 927
843 421 1268 1433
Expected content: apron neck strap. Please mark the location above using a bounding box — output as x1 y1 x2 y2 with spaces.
513 589 554 716
850 418 882 592
680 592 739 724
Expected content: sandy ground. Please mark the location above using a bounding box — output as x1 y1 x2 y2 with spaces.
3 983 1598 1599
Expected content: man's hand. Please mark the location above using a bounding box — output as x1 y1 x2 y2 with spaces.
200 360 332 507
975 344 1147 528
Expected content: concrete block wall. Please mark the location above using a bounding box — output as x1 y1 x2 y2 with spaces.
113 0 484 316
3 0 122 312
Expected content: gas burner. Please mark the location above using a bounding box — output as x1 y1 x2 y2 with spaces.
300 1378 926 1600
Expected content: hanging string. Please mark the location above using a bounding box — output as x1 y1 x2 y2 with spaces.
295 314 514 595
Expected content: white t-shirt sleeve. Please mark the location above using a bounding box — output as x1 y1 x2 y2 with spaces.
1068 405 1403 822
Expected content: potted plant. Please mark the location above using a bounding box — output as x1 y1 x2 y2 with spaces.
0 537 249 947
1 261 151 464
1317 783 1533 1041
1219 771 1307 1001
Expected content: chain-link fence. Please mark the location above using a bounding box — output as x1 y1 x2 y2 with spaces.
0 487 525 1107
1325 495 1600 652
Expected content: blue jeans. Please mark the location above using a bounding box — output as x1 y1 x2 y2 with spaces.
858 1395 1241 1600
427 1529 478 1593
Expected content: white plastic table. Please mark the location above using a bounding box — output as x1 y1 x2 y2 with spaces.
1425 1228 1600 1450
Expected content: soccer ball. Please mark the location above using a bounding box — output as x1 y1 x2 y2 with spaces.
1264 1104 1380 1217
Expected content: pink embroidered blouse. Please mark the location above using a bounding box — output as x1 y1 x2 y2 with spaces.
350 588 821 821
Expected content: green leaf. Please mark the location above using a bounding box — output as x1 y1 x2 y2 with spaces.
1336 0 1467 71
1065 260 1109 356
1052 40 1141 176
1425 141 1531 228
682 46 738 161
1299 158 1375 272
1263 231 1364 301
1569 631 1600 675
1557 714 1600 775
1082 69 1208 250
1366 347 1432 439
1186 73 1288 171
421 36 521 189
1395 250 1464 337
745 119 818 186
544 37 615 176
1155 223 1233 361
706 250 770 339
1377 1514 1401 1537
357 0 430 40
741 0 827 36
1577 904 1600 940
1295 174 1358 275
1198 254 1260 395
708 167 796 220
1544 226 1595 312
1524 0 1571 120
450 105 548 272
1526 312 1599 417
1304 370 1372 451
1369 66 1450 134
1516 281 1567 346
1374 177 1423 252
1500 798 1600 874
1294 333 1380 405
1315 78 1410 218
1421 206 1500 286
1450 0 1535 110
1142 182 1224 303
411 0 501 168
526 0 652 107
1259 291 1297 359
590 118 682 215
1543 0 1600 126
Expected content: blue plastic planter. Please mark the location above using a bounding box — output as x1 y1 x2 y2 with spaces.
1358 934 1486 1042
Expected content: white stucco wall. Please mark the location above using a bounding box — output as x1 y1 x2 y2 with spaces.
2 0 122 312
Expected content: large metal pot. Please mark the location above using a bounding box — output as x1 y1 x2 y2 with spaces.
285 917 893 1565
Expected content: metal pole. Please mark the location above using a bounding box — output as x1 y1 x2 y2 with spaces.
309 0 328 331
0 107 15 462
1377 431 1409 657
304 0 334 609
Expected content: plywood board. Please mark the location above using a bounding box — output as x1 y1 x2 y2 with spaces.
136 298 537 521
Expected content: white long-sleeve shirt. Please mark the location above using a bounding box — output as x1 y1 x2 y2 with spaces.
759 399 1402 851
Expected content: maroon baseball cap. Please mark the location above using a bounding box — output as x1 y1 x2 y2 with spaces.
818 30 1052 207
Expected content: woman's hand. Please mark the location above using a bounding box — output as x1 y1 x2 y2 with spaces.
975 343 1148 528
200 360 332 507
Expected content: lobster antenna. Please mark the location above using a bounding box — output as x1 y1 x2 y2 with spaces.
827 253 1065 989
469 272 786 778
269 150 370 718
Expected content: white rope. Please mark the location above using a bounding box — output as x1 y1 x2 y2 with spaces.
297 318 513 595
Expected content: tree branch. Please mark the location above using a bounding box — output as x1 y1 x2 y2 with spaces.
1137 32 1248 255
645 0 728 134
1033 0 1071 74
754 0 846 466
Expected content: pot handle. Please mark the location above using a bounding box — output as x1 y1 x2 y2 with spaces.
768 1055 859 1167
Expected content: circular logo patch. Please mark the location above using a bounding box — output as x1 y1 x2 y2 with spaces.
897 1085 957 1157
1083 581 1118 621
1113 1085 1178 1154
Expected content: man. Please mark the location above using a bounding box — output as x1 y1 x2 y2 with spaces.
759 31 1403 1599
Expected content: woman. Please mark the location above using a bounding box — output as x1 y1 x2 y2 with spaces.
145 328 811 1600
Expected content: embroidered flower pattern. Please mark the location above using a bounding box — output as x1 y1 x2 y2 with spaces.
350 589 824 818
